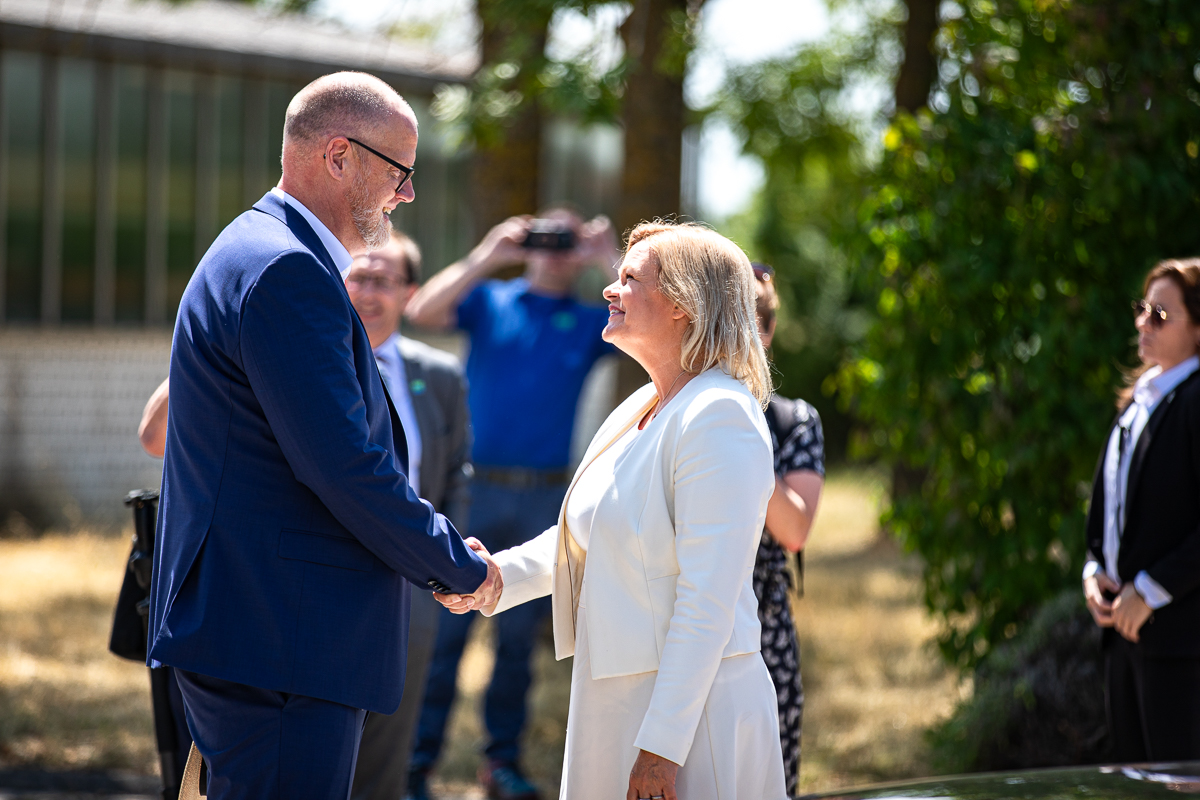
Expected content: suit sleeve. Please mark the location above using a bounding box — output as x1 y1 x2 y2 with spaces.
633 396 774 766
1145 390 1200 600
239 252 487 594
1083 445 1107 568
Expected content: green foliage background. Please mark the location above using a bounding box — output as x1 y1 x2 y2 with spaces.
713 12 902 458
723 0 1200 667
835 0 1200 666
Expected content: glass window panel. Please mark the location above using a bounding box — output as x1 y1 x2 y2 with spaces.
114 63 146 323
217 75 243 228
165 70 194 322
265 81 295 190
60 57 95 323
5 51 43 322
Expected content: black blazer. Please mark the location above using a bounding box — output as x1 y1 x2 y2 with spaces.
1085 369 1200 657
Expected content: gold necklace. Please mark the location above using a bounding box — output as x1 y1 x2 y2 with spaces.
649 371 689 422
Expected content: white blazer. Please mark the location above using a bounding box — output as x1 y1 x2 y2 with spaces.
485 367 775 764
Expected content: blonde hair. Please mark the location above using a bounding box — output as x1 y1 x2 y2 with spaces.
626 221 773 406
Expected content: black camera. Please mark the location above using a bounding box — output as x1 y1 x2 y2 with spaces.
522 219 576 251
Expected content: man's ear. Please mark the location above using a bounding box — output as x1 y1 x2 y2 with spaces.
323 137 353 181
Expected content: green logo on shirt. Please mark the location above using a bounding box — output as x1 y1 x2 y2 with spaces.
551 311 577 331
409 379 427 395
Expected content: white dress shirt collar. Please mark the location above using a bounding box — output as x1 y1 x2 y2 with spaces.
270 187 354 277
1133 355 1199 409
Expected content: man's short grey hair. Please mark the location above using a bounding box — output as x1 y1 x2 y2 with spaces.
284 72 413 146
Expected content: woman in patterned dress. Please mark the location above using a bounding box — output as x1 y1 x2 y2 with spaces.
752 263 825 797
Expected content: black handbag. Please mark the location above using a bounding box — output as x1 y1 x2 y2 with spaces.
109 489 160 662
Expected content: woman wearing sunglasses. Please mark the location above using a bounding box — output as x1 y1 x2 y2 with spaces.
1083 258 1200 762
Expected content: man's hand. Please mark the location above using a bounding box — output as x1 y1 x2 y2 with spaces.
1084 571 1120 628
626 749 679 800
468 217 530 273
1112 582 1153 643
434 538 502 615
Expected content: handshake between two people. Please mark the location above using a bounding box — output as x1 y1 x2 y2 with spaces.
437 538 503 615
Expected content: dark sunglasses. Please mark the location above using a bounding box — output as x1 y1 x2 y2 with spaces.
345 137 415 194
1133 299 1170 327
751 262 775 282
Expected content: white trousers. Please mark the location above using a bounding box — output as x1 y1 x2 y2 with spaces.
559 605 787 799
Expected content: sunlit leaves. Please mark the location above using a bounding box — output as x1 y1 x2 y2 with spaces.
840 0 1200 667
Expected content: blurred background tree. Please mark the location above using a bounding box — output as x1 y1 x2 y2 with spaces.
832 0 1200 668
715 0 1200 674
711 12 896 458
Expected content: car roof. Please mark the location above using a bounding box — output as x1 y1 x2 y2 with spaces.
804 762 1200 800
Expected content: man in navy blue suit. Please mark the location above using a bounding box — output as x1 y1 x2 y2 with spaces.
147 72 501 800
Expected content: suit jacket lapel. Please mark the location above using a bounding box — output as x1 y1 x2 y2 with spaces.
376 370 410 477
400 347 442 495
253 192 410 474
1126 371 1200 516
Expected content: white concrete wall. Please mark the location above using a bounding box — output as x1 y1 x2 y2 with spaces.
0 329 618 529
0 329 172 528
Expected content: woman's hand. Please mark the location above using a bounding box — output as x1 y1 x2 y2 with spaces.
1112 583 1153 643
433 538 502 615
627 749 679 800
1084 571 1120 627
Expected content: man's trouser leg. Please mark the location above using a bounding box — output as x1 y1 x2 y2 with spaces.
352 589 442 800
409 606 477 774
478 481 564 765
176 669 366 800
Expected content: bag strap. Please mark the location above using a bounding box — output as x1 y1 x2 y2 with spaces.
180 742 207 800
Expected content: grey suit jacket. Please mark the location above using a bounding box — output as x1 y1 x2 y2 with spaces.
396 336 471 531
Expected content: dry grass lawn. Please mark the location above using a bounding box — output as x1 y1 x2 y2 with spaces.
0 470 962 798
429 469 962 797
0 534 157 772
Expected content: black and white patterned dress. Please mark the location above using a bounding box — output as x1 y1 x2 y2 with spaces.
754 395 824 798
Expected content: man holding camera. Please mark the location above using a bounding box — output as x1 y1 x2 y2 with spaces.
404 209 619 800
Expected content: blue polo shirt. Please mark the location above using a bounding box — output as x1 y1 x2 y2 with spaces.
458 278 614 470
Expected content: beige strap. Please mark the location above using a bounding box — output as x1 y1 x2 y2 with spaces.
179 741 207 800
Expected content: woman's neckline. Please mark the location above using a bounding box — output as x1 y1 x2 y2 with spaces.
638 371 700 430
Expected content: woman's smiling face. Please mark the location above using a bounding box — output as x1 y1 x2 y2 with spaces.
601 242 684 357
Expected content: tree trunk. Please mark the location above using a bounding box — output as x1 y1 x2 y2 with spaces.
894 0 939 113
614 0 697 399
469 0 552 238
616 0 690 235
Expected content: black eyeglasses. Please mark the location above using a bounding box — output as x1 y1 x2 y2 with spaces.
751 262 775 282
346 272 405 293
1133 299 1170 328
346 137 415 194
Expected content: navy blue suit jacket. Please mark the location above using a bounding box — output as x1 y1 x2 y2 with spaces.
148 192 487 713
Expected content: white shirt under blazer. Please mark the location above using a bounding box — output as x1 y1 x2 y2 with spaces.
486 368 786 795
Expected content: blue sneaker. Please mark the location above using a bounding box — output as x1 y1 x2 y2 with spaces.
404 769 433 800
480 760 540 800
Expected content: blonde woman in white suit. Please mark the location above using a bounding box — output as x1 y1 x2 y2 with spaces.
437 221 787 800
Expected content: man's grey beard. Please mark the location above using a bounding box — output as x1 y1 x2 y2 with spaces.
348 171 391 250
